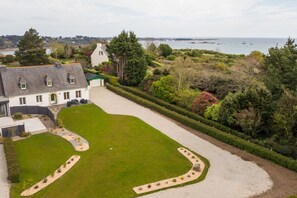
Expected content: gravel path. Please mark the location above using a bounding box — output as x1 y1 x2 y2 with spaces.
90 87 273 198
0 145 10 198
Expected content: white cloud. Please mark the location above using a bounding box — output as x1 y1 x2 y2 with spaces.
0 0 296 37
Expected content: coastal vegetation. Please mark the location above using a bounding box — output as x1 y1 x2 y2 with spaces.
97 34 297 161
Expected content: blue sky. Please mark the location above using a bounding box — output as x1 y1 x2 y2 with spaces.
1 0 297 37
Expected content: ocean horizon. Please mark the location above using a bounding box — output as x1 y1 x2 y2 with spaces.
140 37 295 55
0 37 295 56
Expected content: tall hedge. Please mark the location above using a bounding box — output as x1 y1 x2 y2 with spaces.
3 138 20 183
107 84 297 172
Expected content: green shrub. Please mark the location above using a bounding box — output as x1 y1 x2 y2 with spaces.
107 84 297 173
100 74 119 86
56 118 64 128
13 112 23 120
167 55 176 61
151 61 164 67
20 132 31 138
3 138 20 183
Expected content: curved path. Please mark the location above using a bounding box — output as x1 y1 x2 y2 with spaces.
90 87 272 198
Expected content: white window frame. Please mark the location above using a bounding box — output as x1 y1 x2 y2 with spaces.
75 90 81 98
20 83 27 90
36 95 42 103
64 92 70 100
69 78 75 85
19 97 26 105
47 80 53 87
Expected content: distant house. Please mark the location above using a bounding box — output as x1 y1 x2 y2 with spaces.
91 43 109 67
0 63 89 118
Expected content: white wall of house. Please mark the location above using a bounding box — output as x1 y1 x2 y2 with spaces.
89 79 105 87
9 88 89 107
91 43 109 67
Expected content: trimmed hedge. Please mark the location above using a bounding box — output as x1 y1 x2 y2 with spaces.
107 84 297 173
3 138 20 183
118 85 250 139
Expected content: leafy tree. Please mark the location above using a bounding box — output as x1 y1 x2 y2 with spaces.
15 28 49 66
138 75 162 93
158 44 172 57
107 31 147 85
264 38 297 99
173 88 200 110
218 82 272 136
146 42 158 54
151 75 176 103
192 91 218 115
124 57 147 85
171 57 194 90
204 102 221 121
273 90 297 139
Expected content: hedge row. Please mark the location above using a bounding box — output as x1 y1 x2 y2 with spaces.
118 85 250 140
3 138 20 183
119 85 297 159
107 84 297 172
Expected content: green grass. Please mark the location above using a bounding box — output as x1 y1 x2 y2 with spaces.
11 104 208 198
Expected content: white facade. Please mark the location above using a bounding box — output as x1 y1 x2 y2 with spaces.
91 43 109 67
9 88 89 107
89 79 105 87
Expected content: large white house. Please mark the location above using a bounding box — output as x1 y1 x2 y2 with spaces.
90 43 109 67
0 63 89 118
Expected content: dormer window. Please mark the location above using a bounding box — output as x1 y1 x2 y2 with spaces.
47 80 53 87
70 78 75 85
67 73 75 85
45 75 53 87
20 83 27 90
19 76 27 90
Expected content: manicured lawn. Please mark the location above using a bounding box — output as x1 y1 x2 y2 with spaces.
11 104 207 198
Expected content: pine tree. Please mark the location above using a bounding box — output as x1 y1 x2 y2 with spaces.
15 28 49 66
107 31 147 85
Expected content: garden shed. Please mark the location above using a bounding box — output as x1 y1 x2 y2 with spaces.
85 73 105 87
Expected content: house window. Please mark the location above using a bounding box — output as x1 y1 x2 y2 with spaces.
47 80 53 87
36 95 42 103
64 92 70 100
70 78 75 85
76 90 81 98
20 83 27 90
99 51 103 55
19 97 26 105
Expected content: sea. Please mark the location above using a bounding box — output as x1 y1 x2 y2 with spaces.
0 38 293 56
140 37 293 55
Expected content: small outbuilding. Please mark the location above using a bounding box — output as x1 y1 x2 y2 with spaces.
85 73 105 87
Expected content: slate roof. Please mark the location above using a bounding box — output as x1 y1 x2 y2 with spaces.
85 72 103 80
0 63 88 97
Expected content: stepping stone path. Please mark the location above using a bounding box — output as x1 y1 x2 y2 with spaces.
51 128 89 151
133 147 205 194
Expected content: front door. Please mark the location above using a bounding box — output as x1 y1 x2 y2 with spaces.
50 93 57 104
0 103 7 117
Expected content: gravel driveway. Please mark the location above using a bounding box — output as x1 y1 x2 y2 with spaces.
90 87 273 198
0 145 10 198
